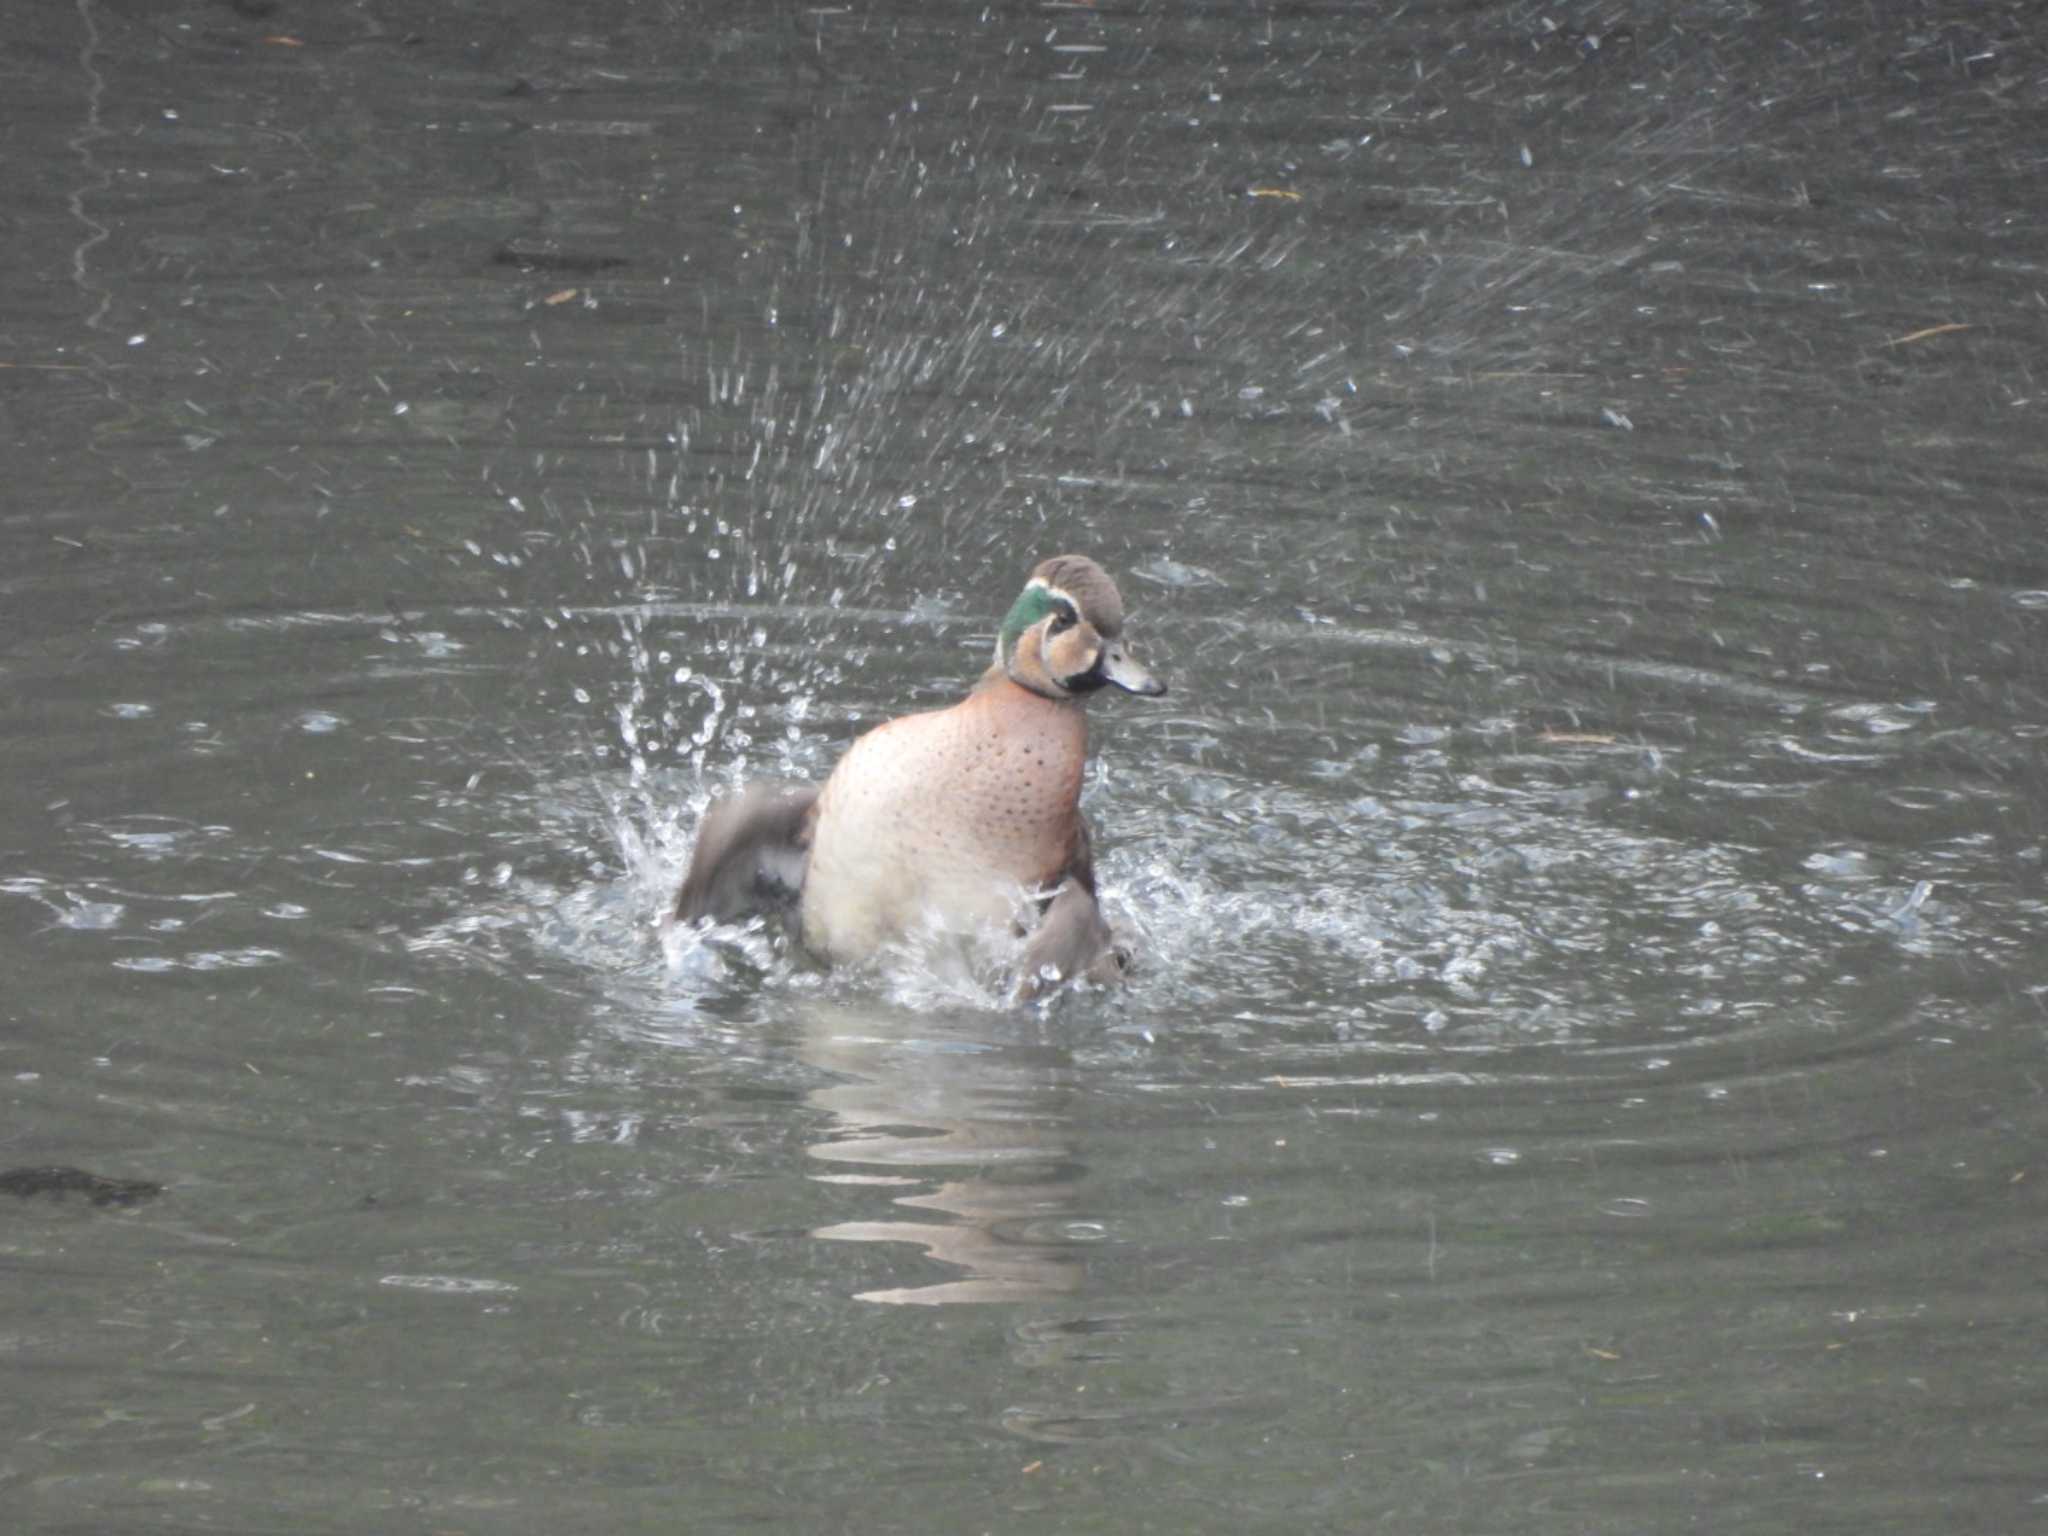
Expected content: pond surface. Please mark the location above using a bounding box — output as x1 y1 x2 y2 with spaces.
4 1 2046 1530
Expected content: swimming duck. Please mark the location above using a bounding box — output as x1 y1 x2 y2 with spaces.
674 554 1165 999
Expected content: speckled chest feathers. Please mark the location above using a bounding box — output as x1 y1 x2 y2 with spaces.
799 677 1089 962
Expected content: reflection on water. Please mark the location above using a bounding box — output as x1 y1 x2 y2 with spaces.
801 1002 1085 1306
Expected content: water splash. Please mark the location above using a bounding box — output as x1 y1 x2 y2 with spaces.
66 0 112 334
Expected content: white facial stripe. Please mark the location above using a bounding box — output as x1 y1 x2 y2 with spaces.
1033 580 1082 620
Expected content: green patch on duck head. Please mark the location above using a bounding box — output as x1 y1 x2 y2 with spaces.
998 581 1059 652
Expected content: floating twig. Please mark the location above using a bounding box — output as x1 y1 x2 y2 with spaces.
1886 322 1971 347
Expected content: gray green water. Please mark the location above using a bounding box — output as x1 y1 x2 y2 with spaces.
4 2 2046 1531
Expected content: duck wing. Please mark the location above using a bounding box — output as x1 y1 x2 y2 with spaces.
1013 818 1129 1001
674 782 819 923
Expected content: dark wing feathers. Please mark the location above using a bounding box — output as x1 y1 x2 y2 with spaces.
673 783 819 924
1012 815 1127 1001
1014 880 1127 1001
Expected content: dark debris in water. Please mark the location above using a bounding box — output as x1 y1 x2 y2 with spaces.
493 242 629 274
0 1165 165 1209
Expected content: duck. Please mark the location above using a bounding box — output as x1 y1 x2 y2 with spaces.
674 554 1165 1000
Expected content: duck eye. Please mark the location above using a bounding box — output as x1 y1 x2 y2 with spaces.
1048 602 1079 635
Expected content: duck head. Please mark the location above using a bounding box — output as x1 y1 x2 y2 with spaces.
995 554 1165 701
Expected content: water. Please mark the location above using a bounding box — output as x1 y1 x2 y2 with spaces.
5 2 2047 1530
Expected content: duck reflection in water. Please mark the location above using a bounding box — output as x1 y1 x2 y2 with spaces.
801 999 1088 1306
